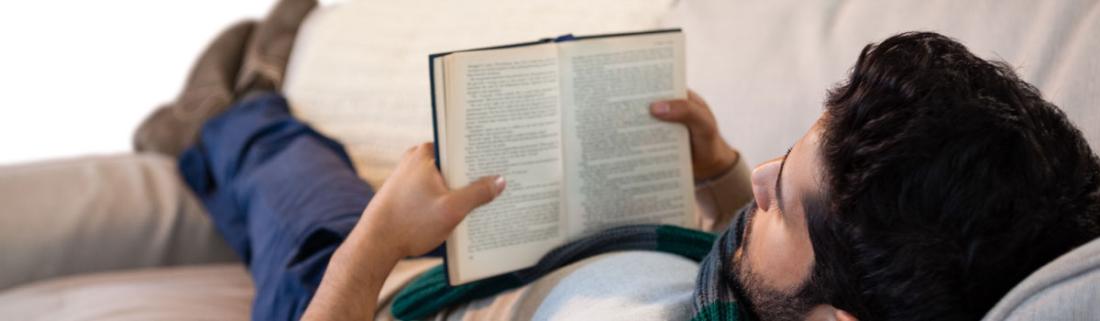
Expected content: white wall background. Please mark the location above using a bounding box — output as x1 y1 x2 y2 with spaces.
0 1 314 165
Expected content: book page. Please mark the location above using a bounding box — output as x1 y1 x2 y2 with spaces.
441 43 566 284
558 32 695 237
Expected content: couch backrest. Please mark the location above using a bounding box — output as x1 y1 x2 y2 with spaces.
284 0 675 187
665 0 1100 165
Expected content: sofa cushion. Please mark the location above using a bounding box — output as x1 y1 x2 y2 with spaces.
0 264 252 320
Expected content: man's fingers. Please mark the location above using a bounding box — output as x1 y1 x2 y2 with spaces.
401 142 436 164
650 100 713 133
414 142 434 158
441 175 506 222
687 90 704 104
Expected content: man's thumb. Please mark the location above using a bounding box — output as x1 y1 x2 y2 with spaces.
446 175 506 216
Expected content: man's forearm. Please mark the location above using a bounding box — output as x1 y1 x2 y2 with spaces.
302 221 399 321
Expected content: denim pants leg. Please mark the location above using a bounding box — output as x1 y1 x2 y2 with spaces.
179 92 373 321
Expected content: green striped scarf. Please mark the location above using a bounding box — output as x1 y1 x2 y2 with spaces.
391 208 751 320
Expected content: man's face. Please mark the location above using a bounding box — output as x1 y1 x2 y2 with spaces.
733 119 829 320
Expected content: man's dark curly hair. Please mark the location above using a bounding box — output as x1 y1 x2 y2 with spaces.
808 32 1100 320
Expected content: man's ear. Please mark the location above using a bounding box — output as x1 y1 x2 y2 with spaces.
806 305 858 321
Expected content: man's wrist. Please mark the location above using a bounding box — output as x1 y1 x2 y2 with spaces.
351 207 405 268
697 147 741 180
304 215 400 321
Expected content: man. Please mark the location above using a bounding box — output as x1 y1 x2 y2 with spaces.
297 32 1100 320
134 0 1100 319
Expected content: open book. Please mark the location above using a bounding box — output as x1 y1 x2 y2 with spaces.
431 29 695 285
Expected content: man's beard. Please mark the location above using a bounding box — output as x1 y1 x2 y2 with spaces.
729 203 824 321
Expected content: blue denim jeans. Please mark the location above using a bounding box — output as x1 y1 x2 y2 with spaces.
180 93 373 321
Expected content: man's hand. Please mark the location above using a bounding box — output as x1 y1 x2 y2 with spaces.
359 142 506 259
303 142 504 321
650 90 740 180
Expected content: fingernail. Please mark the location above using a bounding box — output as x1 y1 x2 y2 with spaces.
651 102 670 115
493 176 507 196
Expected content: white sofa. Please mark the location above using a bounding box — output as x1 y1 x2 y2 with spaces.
1 0 1097 319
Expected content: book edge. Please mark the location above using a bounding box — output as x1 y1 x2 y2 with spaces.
428 28 682 58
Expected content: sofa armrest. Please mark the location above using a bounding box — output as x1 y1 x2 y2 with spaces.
0 153 238 290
